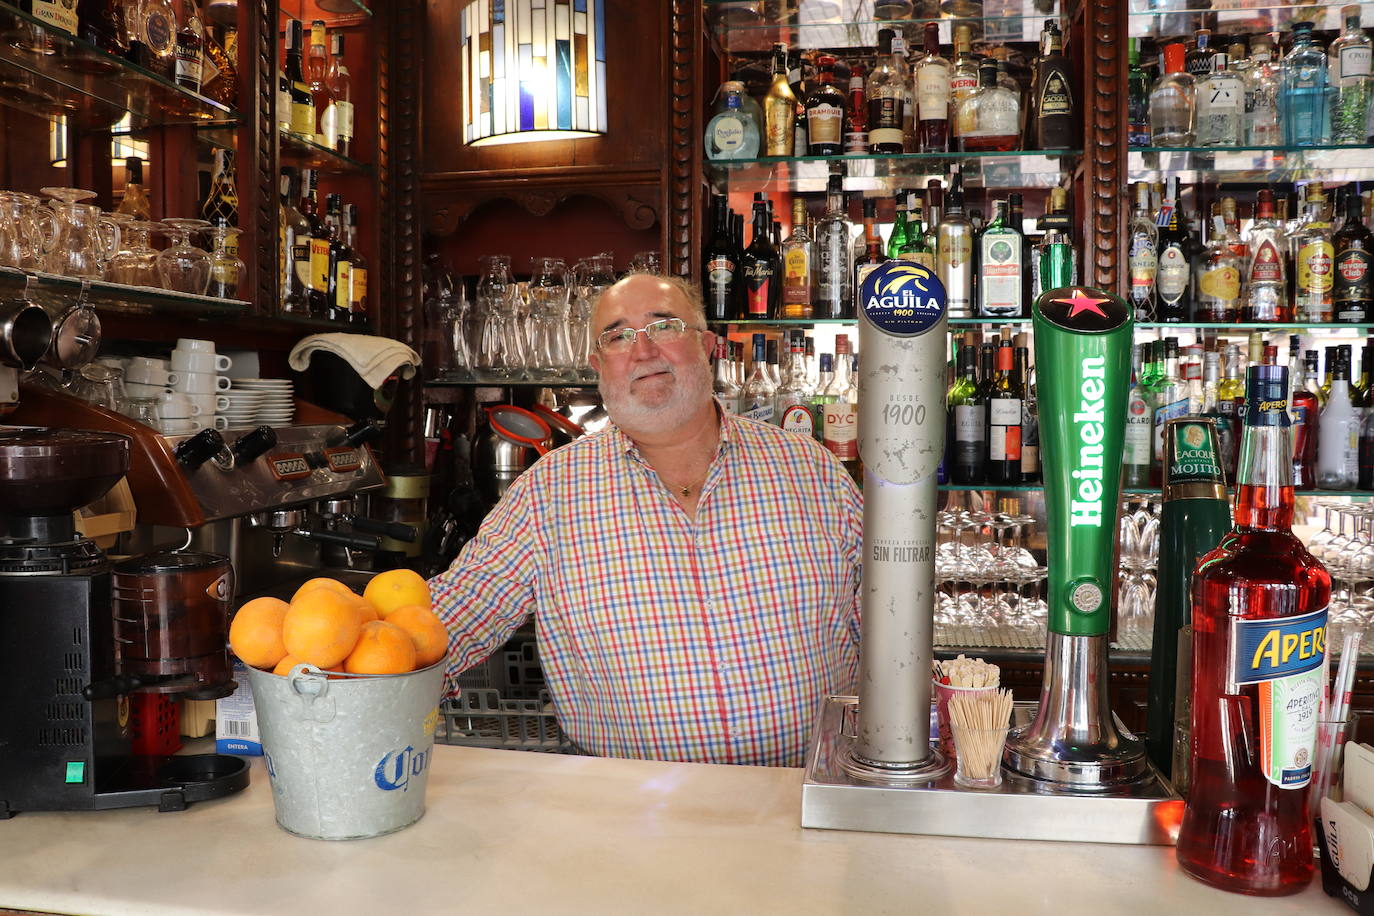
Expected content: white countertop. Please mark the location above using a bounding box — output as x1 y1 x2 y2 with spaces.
0 746 1346 916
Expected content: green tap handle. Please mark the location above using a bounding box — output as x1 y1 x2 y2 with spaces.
1032 286 1134 637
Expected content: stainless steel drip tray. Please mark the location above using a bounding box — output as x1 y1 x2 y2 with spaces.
802 697 1183 846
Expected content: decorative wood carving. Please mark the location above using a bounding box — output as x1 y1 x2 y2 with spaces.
241 0 276 316
423 181 661 239
1085 0 1125 292
666 0 700 279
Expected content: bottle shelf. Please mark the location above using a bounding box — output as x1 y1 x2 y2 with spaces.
706 150 1081 193
713 317 1033 327
279 130 372 175
706 0 1066 53
1128 1 1374 38
0 7 238 130
279 0 373 22
423 376 598 389
1127 144 1374 185
940 483 1374 498
1138 321 1374 332
275 312 369 332
0 267 249 320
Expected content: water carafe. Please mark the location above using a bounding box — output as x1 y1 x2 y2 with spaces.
572 253 615 382
471 255 523 382
527 257 576 382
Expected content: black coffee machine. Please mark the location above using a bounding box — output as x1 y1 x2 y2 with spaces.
0 429 248 816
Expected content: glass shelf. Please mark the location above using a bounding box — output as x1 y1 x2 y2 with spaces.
275 313 367 332
279 0 372 21
1127 145 1374 185
280 131 371 174
1128 1 1374 40
942 483 1373 498
0 267 249 319
1139 321 1374 332
0 7 237 129
707 150 1080 193
708 0 1065 53
715 317 1033 326
424 377 597 389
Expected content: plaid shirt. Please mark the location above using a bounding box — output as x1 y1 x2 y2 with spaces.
430 409 862 766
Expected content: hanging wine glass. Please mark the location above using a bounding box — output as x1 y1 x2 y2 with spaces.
156 218 213 294
106 219 164 286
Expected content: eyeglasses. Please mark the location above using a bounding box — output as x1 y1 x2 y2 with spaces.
596 317 704 353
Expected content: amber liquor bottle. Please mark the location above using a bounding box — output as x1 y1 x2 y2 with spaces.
1177 364 1330 896
1032 21 1076 150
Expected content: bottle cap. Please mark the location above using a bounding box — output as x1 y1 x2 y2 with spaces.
1163 43 1186 73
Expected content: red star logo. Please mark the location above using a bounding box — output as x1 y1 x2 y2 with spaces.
1054 288 1109 319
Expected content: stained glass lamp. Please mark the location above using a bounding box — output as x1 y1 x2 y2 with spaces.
460 0 608 147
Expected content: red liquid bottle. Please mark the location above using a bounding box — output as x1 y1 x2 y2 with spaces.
1177 364 1331 896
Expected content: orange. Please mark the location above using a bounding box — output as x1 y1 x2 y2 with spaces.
228 597 289 670
386 604 450 668
282 588 365 669
272 654 305 677
347 594 381 623
343 620 417 675
291 577 355 605
364 568 432 619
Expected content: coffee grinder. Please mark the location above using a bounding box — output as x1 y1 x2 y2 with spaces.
0 429 248 816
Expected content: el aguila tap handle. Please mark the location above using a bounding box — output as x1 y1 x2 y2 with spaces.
1032 286 1133 638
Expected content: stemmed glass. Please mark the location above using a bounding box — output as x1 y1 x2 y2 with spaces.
204 226 246 298
156 218 212 294
106 219 164 286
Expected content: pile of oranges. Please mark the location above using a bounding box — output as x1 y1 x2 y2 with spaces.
229 569 449 676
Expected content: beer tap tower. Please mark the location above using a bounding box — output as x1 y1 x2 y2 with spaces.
801 280 1180 844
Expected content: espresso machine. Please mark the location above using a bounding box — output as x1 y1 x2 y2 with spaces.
800 270 1180 844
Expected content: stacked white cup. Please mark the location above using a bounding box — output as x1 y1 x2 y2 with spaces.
125 356 177 400
171 338 233 430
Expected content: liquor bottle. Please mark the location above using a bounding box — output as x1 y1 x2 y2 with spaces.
1330 5 1371 145
1177 363 1330 895
1149 43 1196 146
886 191 908 261
1017 341 1040 483
742 334 776 424
1281 20 1332 146
947 343 985 485
280 168 310 315
1293 185 1334 323
800 55 845 156
78 0 125 53
201 148 238 231
976 199 1022 318
1127 181 1158 320
284 19 315 141
1155 178 1192 322
305 20 329 143
900 192 935 269
1033 21 1075 149
985 341 1023 485
116 156 152 221
198 18 237 107
300 169 329 317
957 59 1020 152
1149 338 1190 487
924 179 942 257
811 351 833 441
937 167 974 318
764 42 798 157
345 203 367 326
1321 345 1337 405
1185 28 1213 78
854 200 888 301
775 333 815 435
1201 351 1237 470
781 198 814 319
1243 34 1281 145
1194 52 1243 147
1333 185 1373 323
1128 38 1151 147
1147 417 1231 781
948 25 978 146
1290 346 1320 491
741 196 780 319
129 0 176 76
822 335 859 480
1244 189 1288 323
320 32 353 156
868 29 909 154
912 23 950 153
1318 346 1359 489
705 81 760 159
1123 343 1153 489
702 196 739 321
840 64 862 153
323 193 352 324
1036 188 1074 294
813 175 852 319
1196 212 1241 322
712 337 742 415
173 0 203 92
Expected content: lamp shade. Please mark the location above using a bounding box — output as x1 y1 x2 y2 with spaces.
460 0 608 147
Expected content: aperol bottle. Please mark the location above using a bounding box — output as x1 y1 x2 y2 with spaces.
1177 364 1330 895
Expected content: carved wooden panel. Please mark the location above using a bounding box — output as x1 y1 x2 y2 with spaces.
666 0 703 279
1084 0 1125 292
241 0 277 317
423 174 661 239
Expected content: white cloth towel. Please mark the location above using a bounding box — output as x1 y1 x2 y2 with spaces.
287 334 421 390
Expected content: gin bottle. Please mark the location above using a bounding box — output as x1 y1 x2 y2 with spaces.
1127 181 1158 319
1150 43 1195 146
741 334 776 424
1281 20 1332 146
1128 38 1151 147
1244 35 1281 145
813 175 852 320
1195 52 1244 146
1329 5 1372 145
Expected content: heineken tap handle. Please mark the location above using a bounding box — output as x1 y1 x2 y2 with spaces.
1032 285 1134 639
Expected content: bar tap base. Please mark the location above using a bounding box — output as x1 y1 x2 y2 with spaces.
801 697 1183 846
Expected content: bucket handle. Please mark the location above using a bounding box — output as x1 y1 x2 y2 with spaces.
286 664 337 723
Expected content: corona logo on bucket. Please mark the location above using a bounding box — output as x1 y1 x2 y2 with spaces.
859 261 946 337
375 745 430 792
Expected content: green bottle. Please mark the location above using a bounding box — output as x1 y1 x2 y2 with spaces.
886 190 909 261
1147 418 1231 783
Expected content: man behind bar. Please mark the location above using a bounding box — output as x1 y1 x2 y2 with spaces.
430 273 861 766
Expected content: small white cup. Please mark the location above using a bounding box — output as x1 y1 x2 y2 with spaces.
175 371 232 394
125 380 170 399
126 366 173 387
172 350 232 374
188 393 231 416
212 415 229 430
176 338 216 354
158 391 202 419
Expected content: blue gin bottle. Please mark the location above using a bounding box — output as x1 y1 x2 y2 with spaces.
1280 21 1332 146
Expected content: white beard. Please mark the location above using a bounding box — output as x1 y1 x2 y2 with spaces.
599 356 714 438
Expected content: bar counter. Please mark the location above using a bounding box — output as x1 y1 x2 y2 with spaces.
0 745 1342 915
